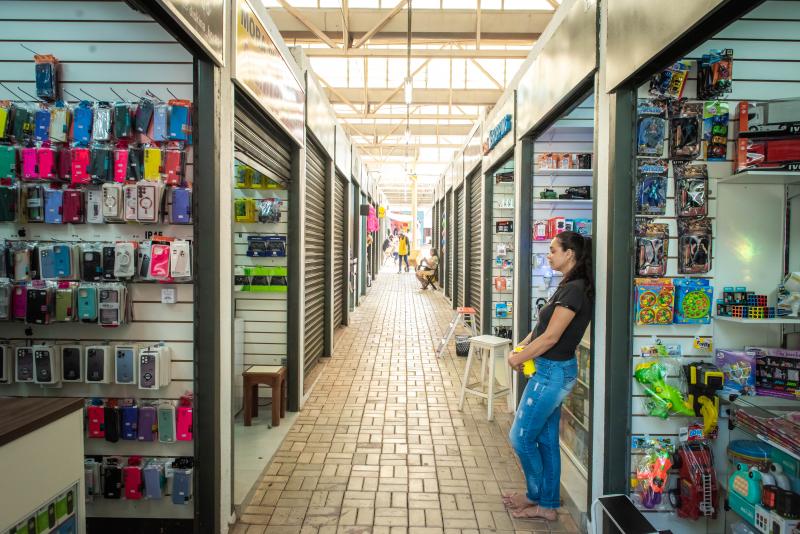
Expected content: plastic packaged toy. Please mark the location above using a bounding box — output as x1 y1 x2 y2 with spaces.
637 100 667 156
674 278 713 324
670 101 703 160
674 163 708 217
634 439 674 510
670 441 719 520
697 49 733 100
678 218 712 274
257 198 282 224
635 159 668 215
649 61 692 100
715 349 756 397
634 278 675 325
635 344 694 419
703 101 729 161
636 222 669 277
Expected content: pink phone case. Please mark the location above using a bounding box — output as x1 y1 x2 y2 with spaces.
12 285 27 320
37 147 57 180
176 406 193 441
87 405 105 438
123 465 143 500
21 147 38 180
163 149 183 186
71 148 91 185
114 149 128 183
149 244 171 280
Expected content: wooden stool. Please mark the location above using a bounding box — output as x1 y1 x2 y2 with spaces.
243 365 287 427
458 335 512 421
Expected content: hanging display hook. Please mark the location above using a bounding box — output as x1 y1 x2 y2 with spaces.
63 89 83 102
16 85 43 103
80 88 101 101
0 82 26 102
127 89 145 100
166 88 178 100
145 89 162 102
109 87 125 101
19 43 41 56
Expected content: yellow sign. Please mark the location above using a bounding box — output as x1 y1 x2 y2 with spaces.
378 206 386 218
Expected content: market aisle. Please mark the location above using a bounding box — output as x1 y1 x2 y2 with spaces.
233 267 579 534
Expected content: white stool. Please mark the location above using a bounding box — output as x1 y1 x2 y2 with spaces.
458 335 512 421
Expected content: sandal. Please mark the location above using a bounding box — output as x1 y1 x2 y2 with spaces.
502 492 536 510
511 505 557 521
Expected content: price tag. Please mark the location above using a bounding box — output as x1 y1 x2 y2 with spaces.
161 288 176 304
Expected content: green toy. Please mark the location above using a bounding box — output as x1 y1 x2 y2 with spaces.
634 360 695 418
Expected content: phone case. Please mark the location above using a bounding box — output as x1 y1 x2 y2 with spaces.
137 406 157 441
24 184 45 222
0 145 16 180
123 465 143 500
92 105 112 142
135 99 154 134
113 102 133 139
102 246 116 280
114 345 136 384
170 241 191 278
101 183 123 221
87 405 105 438
85 346 110 382
121 405 138 440
26 288 50 324
62 189 84 223
143 147 162 182
15 347 34 382
90 145 112 184
78 286 98 322
104 405 120 442
34 108 50 142
81 250 103 281
113 148 128 183
103 464 122 499
138 241 152 280
98 287 121 326
168 102 190 141
72 103 93 144
169 187 192 224
44 189 63 224
136 182 160 223
70 147 91 185
85 188 103 223
172 468 193 504
0 285 10 321
149 244 171 280
143 463 164 499
37 147 57 180
61 345 82 382
33 346 57 384
57 146 72 181
127 146 144 181
0 186 17 222
21 147 38 180
152 103 168 142
54 287 75 321
124 183 138 221
12 285 27 320
176 405 192 441
0 345 11 383
39 247 56 279
49 106 70 143
163 149 184 185
114 242 136 279
52 244 72 278
157 404 176 443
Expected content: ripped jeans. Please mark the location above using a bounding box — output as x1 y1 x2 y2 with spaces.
508 357 577 509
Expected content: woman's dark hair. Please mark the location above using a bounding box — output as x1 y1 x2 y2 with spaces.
555 231 594 300
430 249 438 256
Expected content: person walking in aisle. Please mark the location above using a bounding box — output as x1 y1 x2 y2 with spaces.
503 231 593 522
397 232 410 273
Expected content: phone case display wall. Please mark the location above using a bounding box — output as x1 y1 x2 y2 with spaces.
626 6 800 533
491 161 514 339
529 97 595 487
5 482 80 534
0 1 197 521
233 155 289 370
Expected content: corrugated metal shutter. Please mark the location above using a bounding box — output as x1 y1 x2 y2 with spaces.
469 171 482 329
234 100 292 182
455 184 465 307
304 135 327 373
445 190 453 298
333 173 346 330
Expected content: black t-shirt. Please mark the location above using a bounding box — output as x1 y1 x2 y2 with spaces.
532 279 591 361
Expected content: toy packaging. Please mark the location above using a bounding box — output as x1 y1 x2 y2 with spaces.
634 439 674 510
678 218 712 274
635 344 694 418
636 222 669 277
747 347 800 400
697 49 733 100
703 101 729 161
738 98 800 139
634 278 675 325
736 136 800 173
674 278 713 324
674 163 708 217
649 61 692 100
637 100 668 156
715 349 757 397
670 101 704 160
635 159 668 216
671 441 719 520
776 272 800 317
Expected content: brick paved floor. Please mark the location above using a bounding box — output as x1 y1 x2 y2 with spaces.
233 268 580 534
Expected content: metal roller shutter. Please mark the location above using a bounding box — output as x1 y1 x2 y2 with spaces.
304 135 327 373
455 185 465 307
445 191 453 298
234 101 292 182
333 174 346 330
468 171 482 328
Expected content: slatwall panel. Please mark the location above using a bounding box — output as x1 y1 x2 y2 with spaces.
491 160 515 335
446 190 454 298
333 173 346 330
0 1 194 519
234 102 292 377
456 185 466 307
303 136 327 372
626 6 800 531
469 171 483 329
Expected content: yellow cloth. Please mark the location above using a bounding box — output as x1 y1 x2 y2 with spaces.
398 237 409 255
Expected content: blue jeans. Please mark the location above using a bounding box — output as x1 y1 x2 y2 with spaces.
508 357 577 509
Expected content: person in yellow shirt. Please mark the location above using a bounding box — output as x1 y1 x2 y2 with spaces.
397 232 410 273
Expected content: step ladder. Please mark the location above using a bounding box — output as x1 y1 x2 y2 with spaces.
435 307 478 358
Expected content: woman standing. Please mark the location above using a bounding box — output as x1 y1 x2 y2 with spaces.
503 231 593 521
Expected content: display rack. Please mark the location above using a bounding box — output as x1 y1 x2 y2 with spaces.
490 161 515 338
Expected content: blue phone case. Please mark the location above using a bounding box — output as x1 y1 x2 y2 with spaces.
121 406 138 440
52 244 71 278
73 104 93 145
168 104 189 141
171 469 192 504
39 249 56 279
78 287 97 321
171 188 191 224
115 348 135 383
34 109 50 142
44 189 63 224
152 103 168 141
143 464 163 499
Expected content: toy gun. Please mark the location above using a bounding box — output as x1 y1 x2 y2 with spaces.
684 362 724 436
634 361 695 418
636 443 674 508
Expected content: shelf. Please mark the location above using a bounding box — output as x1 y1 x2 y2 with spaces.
729 397 800 460
715 316 800 325
535 169 593 176
561 404 589 432
535 199 592 205
717 170 800 185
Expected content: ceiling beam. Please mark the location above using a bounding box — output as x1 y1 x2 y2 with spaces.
343 122 471 136
302 47 530 58
546 0 560 9
342 0 349 49
275 0 339 49
476 0 481 50
324 86 502 105
356 143 461 148
337 113 479 120
352 0 410 48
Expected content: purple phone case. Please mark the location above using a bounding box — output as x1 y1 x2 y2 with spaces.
171 188 191 224
137 406 157 441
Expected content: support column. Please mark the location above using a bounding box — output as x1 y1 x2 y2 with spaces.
288 143 307 411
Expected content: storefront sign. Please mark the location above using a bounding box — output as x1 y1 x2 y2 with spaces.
156 0 226 66
235 0 305 146
483 114 512 155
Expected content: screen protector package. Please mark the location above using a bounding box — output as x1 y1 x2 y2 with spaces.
678 218 712 275
637 100 667 157
635 159 668 216
92 103 112 142
670 101 703 160
674 163 708 217
702 101 729 161
636 221 669 277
